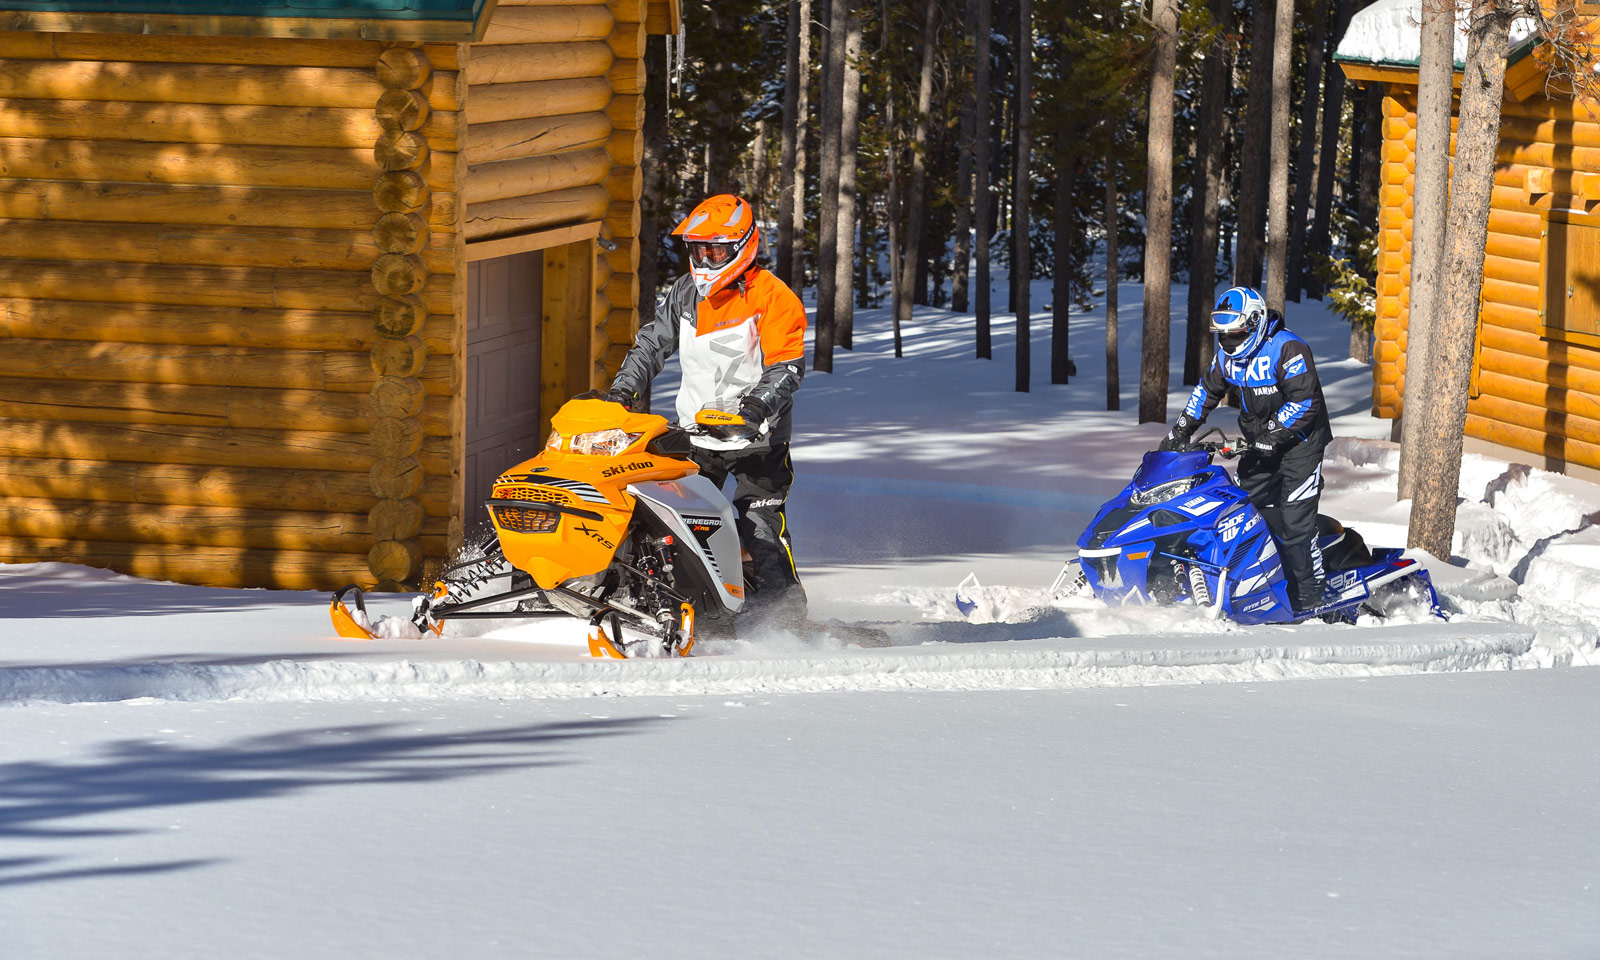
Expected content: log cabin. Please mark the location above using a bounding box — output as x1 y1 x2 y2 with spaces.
1335 0 1600 484
0 0 681 590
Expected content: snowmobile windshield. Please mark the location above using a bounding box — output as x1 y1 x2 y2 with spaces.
1132 450 1210 491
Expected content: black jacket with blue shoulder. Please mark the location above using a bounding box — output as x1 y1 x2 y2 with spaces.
1176 315 1332 452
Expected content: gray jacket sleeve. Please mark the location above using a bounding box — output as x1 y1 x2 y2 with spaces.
608 274 693 405
746 356 805 421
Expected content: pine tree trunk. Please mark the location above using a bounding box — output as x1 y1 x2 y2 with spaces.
1051 115 1074 385
640 36 668 329
974 0 994 358
1139 0 1178 422
896 0 941 362
813 0 850 373
952 0 978 313
1407 0 1510 558
1357 83 1383 248
1262 0 1294 314
834 10 863 350
790 0 812 291
1185 0 1231 385
1235 0 1274 288
1350 323 1373 363
1397 0 1455 501
856 166 873 307
1014 0 1033 393
1285 0 1328 302
1105 152 1120 412
777 0 802 287
1308 0 1356 298
888 101 903 356
751 119 768 209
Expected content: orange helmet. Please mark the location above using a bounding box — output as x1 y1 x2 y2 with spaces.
672 194 759 297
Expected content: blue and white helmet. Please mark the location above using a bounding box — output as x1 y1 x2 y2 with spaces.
1210 286 1269 359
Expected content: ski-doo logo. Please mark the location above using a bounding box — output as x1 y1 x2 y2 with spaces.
574 522 614 549
750 497 784 508
601 461 653 478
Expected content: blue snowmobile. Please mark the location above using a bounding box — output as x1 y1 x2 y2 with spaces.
1060 429 1440 625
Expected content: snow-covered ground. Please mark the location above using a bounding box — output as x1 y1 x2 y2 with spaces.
4 280 1599 958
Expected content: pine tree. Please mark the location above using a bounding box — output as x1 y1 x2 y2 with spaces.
1397 0 1455 501
1139 0 1178 423
1407 0 1513 557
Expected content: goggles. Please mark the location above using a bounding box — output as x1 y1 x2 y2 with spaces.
688 240 739 268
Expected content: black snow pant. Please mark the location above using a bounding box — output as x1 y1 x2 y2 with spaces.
1237 441 1327 609
692 441 808 633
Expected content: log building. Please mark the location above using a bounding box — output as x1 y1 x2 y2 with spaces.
0 0 680 589
1336 2 1600 483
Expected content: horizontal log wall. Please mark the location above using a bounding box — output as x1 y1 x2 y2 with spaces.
461 0 643 395
0 34 465 590
1374 86 1600 473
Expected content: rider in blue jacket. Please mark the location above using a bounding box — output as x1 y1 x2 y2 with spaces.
1160 286 1332 613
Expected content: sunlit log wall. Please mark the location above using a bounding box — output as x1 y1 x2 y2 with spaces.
0 0 658 590
461 0 644 388
1372 86 1600 472
0 34 460 589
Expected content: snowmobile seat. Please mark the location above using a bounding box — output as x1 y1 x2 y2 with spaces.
1316 514 1374 571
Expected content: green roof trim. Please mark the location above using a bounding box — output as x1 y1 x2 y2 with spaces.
0 0 487 22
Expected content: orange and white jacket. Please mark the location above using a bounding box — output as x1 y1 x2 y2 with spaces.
610 266 808 442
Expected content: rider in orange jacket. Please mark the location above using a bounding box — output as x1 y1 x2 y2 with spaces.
604 194 809 633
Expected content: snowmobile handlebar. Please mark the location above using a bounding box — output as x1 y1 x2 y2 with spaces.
1171 426 1243 460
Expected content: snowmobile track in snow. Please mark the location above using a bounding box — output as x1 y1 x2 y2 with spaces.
0 626 1542 705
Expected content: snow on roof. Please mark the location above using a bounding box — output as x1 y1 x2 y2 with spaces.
1333 0 1539 70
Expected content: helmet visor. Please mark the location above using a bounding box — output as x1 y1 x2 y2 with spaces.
688 240 739 269
1210 309 1248 333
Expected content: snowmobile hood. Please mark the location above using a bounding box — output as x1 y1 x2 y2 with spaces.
1132 450 1211 490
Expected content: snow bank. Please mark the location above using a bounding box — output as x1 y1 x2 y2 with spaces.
0 625 1536 705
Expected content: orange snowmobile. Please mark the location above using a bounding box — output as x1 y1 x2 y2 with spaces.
330 397 764 658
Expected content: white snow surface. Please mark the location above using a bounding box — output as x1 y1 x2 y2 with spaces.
1334 0 1539 69
4 279 1599 957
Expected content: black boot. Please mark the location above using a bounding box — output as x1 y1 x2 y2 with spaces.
1295 578 1326 613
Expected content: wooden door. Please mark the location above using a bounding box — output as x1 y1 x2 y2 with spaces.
465 250 544 532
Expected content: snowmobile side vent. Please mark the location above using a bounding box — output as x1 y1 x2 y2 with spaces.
495 484 571 505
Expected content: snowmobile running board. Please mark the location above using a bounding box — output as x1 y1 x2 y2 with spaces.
329 584 695 659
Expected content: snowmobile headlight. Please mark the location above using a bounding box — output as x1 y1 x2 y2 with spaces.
1130 476 1200 506
546 430 563 451
570 428 643 457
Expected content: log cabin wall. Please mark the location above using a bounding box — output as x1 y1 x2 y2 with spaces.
462 0 645 415
0 33 463 590
1371 84 1600 474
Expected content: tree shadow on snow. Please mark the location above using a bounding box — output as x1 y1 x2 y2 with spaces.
0 717 662 888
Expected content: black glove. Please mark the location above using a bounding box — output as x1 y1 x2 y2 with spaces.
739 394 772 428
706 395 771 443
1159 413 1199 452
601 387 636 410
